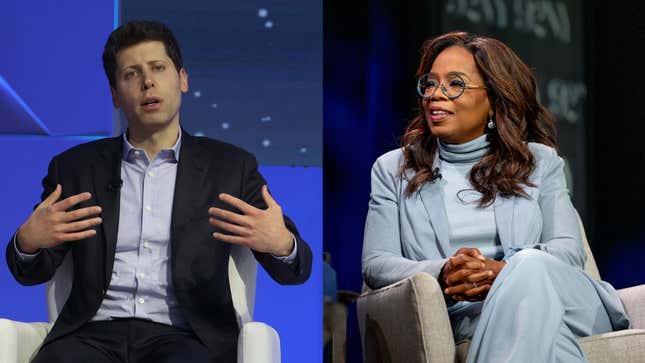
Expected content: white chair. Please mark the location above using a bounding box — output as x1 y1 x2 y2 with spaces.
0 244 281 363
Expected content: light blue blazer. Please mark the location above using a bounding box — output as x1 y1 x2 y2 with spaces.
362 142 630 330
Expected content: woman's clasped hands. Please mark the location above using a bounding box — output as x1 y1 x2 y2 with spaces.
440 248 506 302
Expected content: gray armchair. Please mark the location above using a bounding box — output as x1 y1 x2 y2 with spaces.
357 219 645 363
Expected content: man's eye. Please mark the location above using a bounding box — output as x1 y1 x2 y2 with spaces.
124 71 137 80
153 64 165 71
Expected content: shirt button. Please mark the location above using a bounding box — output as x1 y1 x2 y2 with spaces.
145 205 152 212
138 272 145 278
138 297 145 304
143 241 150 248
147 171 154 177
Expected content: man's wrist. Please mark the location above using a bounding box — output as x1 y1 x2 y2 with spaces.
15 229 39 254
273 232 295 257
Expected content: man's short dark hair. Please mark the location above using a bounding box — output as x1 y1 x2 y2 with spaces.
102 20 183 88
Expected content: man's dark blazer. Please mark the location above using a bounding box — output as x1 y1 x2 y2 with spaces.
6 130 313 361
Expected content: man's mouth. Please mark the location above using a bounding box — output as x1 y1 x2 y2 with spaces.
141 97 161 106
141 98 162 111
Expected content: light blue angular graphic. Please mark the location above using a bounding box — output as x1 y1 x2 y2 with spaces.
0 75 51 135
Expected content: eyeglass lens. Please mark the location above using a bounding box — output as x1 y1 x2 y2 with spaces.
417 74 466 99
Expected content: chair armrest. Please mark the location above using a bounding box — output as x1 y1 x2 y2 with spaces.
324 301 348 363
0 319 51 362
337 290 360 305
237 321 280 363
618 284 645 329
357 273 455 363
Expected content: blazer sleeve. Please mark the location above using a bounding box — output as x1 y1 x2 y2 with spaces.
239 153 312 285
362 153 447 289
5 156 73 286
505 147 585 268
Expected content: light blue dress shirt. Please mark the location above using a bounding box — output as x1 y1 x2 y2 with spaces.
91 131 187 327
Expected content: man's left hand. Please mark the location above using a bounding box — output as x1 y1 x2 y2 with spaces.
208 185 294 256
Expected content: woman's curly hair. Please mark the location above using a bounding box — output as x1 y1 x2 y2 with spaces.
401 31 558 206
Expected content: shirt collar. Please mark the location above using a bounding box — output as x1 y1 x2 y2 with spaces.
122 127 182 162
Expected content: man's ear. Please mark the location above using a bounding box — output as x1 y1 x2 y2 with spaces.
110 87 120 108
179 68 189 93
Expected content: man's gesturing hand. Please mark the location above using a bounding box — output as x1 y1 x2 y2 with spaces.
16 184 103 254
208 185 294 257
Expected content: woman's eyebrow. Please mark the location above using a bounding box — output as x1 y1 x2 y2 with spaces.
427 70 473 81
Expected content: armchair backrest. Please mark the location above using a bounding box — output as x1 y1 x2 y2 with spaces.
579 214 601 280
45 244 258 328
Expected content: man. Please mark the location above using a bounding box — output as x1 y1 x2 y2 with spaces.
6 20 312 362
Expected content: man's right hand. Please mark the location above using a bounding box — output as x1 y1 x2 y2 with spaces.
16 184 103 254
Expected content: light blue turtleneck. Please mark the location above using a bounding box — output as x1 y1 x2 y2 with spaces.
437 134 503 259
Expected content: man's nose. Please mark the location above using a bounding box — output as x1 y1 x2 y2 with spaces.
142 76 154 90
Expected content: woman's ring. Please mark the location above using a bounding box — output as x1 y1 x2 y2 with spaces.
472 282 478 288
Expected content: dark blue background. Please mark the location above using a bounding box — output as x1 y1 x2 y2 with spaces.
323 1 645 362
119 0 322 167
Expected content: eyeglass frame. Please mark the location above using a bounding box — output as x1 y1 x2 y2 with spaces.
416 73 487 100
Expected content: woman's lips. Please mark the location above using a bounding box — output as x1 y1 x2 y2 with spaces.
429 110 452 122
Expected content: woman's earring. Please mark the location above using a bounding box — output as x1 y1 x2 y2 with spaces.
487 115 496 130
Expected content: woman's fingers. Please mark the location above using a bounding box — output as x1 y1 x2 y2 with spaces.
466 270 493 283
453 247 485 260
449 284 491 301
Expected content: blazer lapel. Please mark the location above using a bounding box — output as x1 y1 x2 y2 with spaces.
91 137 123 286
494 195 515 253
418 178 452 257
170 132 209 231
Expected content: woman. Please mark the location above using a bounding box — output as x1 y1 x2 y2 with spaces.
361 32 630 362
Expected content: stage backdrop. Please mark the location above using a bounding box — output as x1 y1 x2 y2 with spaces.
0 1 321 362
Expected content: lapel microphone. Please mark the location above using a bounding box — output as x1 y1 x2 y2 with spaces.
432 167 442 179
107 179 123 191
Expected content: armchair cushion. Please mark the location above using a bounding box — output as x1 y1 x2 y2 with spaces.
618 285 645 329
237 321 280 363
0 319 50 363
454 332 645 363
357 273 454 363
578 329 645 362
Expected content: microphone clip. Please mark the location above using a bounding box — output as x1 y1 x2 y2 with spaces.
107 179 123 192
432 167 442 180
